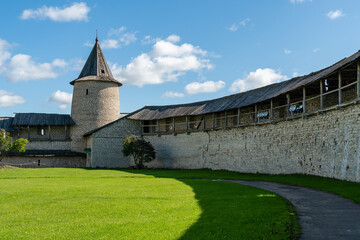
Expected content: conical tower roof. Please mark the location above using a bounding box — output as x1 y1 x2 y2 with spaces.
70 38 122 86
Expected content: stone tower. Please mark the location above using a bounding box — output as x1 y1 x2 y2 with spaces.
70 37 122 152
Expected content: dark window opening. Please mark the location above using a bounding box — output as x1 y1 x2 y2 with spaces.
86 89 89 95
101 70 105 74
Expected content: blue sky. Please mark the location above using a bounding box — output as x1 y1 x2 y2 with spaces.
0 0 359 116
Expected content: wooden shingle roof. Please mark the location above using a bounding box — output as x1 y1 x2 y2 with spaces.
12 113 75 126
70 38 122 86
127 50 360 120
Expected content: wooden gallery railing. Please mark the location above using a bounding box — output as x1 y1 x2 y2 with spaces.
142 62 360 135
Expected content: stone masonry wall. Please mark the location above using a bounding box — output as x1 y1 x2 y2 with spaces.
91 118 141 168
2 156 86 168
143 103 360 182
90 102 360 182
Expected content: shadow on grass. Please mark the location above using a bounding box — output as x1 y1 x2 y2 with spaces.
96 169 300 240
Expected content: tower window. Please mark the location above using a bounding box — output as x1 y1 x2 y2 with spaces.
86 89 89 95
101 70 105 74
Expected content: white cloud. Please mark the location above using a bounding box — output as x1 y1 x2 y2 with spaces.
166 35 180 43
0 90 26 107
48 90 72 110
20 2 90 22
0 39 11 69
290 0 311 3
313 48 320 53
101 39 120 49
162 91 185 98
229 18 250 32
229 68 288 93
100 27 137 49
141 35 160 45
185 81 225 95
6 54 59 82
52 59 68 68
327 10 345 20
112 36 212 87
0 38 70 82
284 49 292 54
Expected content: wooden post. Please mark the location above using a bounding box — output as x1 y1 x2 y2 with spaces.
254 104 257 123
212 113 215 129
357 61 360 98
27 125 30 140
286 93 290 117
320 80 324 110
186 116 189 132
224 111 228 128
302 87 306 116
203 116 206 130
157 119 160 134
48 125 51 141
237 108 241 126
270 99 274 120
338 71 342 105
172 117 175 134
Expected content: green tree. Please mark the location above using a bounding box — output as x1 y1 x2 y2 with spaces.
122 135 156 169
0 129 28 162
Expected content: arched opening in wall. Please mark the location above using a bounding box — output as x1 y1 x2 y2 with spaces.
86 89 89 95
341 62 358 103
272 95 287 120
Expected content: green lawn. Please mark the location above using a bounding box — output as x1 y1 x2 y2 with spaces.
0 167 299 240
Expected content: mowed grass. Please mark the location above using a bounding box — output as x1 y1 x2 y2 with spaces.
0 167 299 240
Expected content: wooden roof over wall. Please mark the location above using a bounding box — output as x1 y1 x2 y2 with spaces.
12 113 75 126
127 50 360 120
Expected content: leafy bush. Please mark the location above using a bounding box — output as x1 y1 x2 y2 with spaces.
122 135 155 169
0 129 28 162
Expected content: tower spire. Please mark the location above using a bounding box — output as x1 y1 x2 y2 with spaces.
96 29 98 42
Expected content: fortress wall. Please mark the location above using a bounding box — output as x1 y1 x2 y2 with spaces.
90 118 141 168
2 156 86 168
25 141 71 150
143 103 360 182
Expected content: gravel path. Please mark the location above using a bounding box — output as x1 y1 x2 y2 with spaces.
219 180 360 240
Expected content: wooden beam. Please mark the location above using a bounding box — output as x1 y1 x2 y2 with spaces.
302 87 306 116
172 117 175 133
203 116 206 130
286 93 290 117
270 99 274 120
357 61 360 98
338 71 342 105
157 119 160 134
27 125 30 140
254 104 258 123
224 111 228 128
320 80 324 110
186 116 189 132
65 125 68 139
212 113 215 129
237 108 240 126
48 125 51 141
